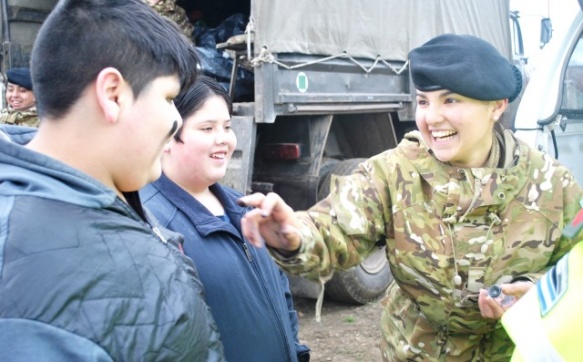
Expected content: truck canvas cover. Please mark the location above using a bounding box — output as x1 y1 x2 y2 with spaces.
252 0 512 61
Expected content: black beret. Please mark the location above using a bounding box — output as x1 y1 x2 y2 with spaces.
408 34 522 102
6 67 33 91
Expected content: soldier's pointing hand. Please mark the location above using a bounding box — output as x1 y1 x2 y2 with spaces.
238 192 303 255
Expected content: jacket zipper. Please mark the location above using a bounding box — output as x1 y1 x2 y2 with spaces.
243 242 293 361
241 242 253 262
152 226 167 244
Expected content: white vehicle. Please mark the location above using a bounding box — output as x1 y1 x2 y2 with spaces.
514 0 583 185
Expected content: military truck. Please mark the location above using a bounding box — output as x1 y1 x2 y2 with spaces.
209 0 523 304
1 0 524 304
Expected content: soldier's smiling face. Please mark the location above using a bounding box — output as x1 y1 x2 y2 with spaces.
6 82 36 111
415 89 507 168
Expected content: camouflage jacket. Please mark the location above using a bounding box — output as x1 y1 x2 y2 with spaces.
273 130 583 361
0 107 39 128
145 0 194 39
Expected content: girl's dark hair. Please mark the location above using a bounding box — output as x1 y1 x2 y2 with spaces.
173 75 232 142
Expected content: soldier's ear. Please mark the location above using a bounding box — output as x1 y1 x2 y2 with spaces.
492 99 508 122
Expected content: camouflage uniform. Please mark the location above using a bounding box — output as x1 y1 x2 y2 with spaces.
272 130 583 361
145 0 194 39
0 107 39 128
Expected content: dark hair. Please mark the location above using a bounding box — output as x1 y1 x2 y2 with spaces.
173 75 231 142
31 0 199 119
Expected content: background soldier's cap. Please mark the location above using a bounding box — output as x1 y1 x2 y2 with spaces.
6 67 33 91
408 33 522 102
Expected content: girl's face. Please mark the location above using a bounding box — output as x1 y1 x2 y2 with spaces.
164 95 236 190
415 90 507 168
6 83 36 111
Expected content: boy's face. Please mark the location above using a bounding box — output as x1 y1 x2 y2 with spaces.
114 75 182 192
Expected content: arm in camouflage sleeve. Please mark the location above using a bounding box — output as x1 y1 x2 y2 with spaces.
515 167 583 283
487 179 583 319
240 157 390 281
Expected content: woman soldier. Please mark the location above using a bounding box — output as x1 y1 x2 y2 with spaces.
237 34 583 361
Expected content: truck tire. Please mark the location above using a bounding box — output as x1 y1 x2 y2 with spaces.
317 158 393 304
317 157 340 200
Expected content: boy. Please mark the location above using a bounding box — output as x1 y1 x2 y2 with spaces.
0 0 224 360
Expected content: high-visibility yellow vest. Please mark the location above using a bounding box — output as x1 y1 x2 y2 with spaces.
502 241 583 361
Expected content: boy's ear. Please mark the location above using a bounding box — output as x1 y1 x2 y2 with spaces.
163 141 173 154
95 67 125 124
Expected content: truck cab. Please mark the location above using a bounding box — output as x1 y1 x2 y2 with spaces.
514 0 583 186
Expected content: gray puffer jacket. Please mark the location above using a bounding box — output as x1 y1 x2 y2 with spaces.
0 125 225 361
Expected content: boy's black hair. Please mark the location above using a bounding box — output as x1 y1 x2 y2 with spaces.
31 0 199 119
173 75 232 143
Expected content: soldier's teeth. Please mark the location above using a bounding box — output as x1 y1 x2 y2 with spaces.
432 131 456 138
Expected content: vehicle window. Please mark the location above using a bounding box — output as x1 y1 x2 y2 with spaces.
561 36 583 114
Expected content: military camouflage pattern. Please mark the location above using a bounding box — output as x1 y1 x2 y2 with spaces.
272 130 583 361
0 107 39 128
145 0 194 39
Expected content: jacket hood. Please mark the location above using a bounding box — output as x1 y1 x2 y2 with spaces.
0 130 116 209
0 124 36 144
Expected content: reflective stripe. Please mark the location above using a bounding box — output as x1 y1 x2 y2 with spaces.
538 253 569 316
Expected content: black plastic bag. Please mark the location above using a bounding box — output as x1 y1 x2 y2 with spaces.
193 13 254 101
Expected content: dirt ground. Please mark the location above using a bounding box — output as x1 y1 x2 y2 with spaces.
294 296 383 362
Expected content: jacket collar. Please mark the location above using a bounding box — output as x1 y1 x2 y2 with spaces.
152 173 247 238
404 130 528 184
400 130 531 217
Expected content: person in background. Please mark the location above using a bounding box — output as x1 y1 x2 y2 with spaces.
237 34 583 361
0 67 39 127
145 0 194 39
0 0 224 360
502 208 583 361
141 75 310 362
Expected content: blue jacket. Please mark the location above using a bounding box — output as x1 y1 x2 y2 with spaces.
0 125 225 361
141 174 310 362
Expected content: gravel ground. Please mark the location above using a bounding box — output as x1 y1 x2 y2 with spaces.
294 296 384 362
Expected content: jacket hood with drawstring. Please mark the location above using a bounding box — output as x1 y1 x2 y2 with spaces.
0 125 225 361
